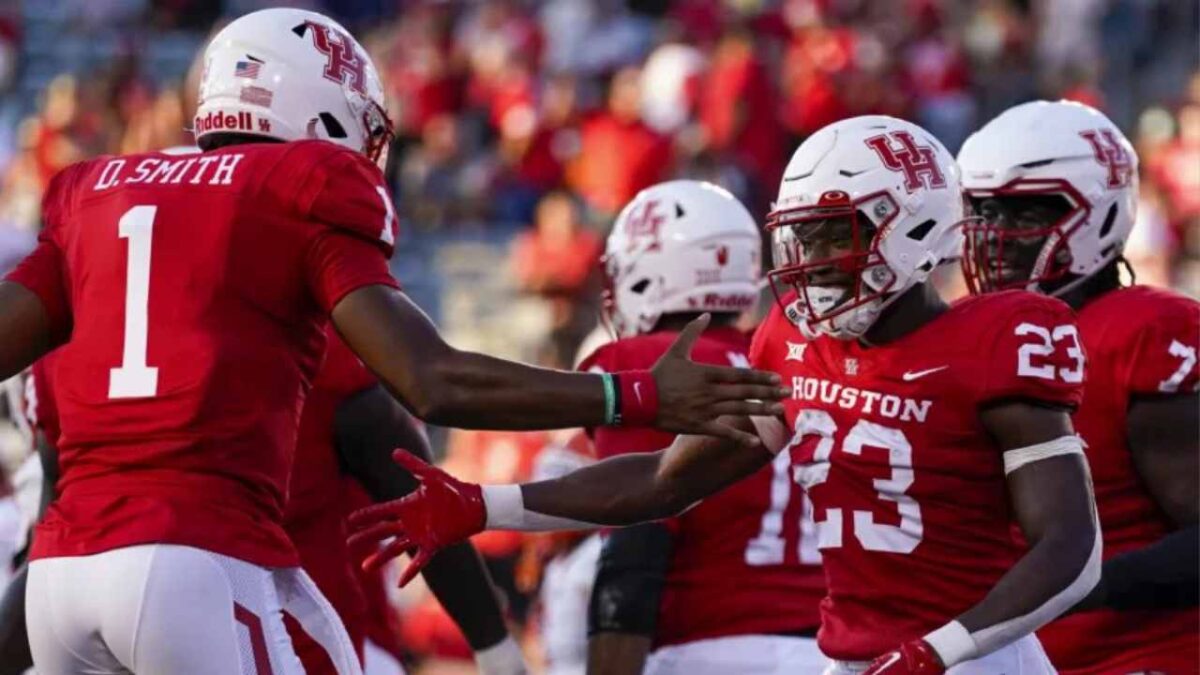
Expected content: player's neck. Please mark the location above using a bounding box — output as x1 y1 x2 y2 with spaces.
1053 260 1124 311
860 284 947 348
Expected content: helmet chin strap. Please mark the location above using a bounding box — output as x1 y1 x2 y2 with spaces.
794 273 918 342
1044 248 1122 299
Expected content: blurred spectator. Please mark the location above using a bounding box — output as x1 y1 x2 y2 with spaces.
510 191 601 367
1033 0 1105 91
398 113 494 230
639 42 704 134
899 2 976 150
539 0 654 76
376 5 459 141
568 66 671 218
779 8 856 139
1150 103 1200 230
697 29 785 194
0 10 18 97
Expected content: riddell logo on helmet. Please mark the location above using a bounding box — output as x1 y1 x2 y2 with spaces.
864 131 946 193
687 293 755 310
194 110 270 134
1079 129 1133 189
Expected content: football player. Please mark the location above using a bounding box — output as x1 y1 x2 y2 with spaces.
0 8 783 674
283 326 526 674
1 336 529 675
349 116 1103 674
958 100 1199 674
581 180 826 674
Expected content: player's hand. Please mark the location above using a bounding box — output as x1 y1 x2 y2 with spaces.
862 641 946 675
652 314 787 447
346 451 485 587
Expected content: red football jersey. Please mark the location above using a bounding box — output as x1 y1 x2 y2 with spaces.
285 327 378 672
25 353 62 448
580 326 825 648
751 290 1084 661
3 141 399 567
1038 285 1200 674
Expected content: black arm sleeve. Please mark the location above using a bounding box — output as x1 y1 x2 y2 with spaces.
0 564 31 675
1078 524 1199 612
587 522 673 638
335 385 510 651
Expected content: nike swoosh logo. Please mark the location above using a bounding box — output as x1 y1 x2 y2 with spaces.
633 382 644 404
901 365 949 382
877 652 901 672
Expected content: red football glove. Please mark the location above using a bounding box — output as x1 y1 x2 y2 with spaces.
863 640 946 675
347 450 486 587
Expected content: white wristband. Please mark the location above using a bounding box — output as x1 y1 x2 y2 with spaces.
474 635 527 675
482 485 600 532
923 620 976 668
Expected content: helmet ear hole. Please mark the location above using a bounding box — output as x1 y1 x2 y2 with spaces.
1098 204 1118 238
906 219 937 241
631 279 651 294
318 113 348 139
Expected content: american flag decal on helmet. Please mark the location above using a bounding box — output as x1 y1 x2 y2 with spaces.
234 55 263 79
239 85 273 108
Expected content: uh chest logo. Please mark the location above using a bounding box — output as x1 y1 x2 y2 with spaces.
864 131 947 193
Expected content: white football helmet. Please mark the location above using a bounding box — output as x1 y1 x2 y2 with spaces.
604 180 761 339
194 8 392 163
958 100 1137 296
768 116 964 340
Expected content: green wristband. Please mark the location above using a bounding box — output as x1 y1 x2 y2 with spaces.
601 373 617 425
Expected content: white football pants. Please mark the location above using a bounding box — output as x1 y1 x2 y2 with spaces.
644 635 827 674
26 544 362 675
823 634 1055 675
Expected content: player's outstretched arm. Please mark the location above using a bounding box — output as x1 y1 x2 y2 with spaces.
346 415 777 585
1073 393 1199 612
331 285 785 445
869 402 1099 673
0 282 56 382
335 386 527 674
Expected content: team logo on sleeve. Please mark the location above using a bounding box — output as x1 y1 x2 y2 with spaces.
1078 129 1134 188
864 131 946 193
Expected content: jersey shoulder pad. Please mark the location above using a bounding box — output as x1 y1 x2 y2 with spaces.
261 141 397 257
749 299 803 371
41 158 105 234
1094 286 1200 394
957 291 1083 408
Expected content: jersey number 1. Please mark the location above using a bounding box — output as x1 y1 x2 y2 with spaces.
109 205 159 399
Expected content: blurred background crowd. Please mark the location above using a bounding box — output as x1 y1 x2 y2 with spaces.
0 0 1195 673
